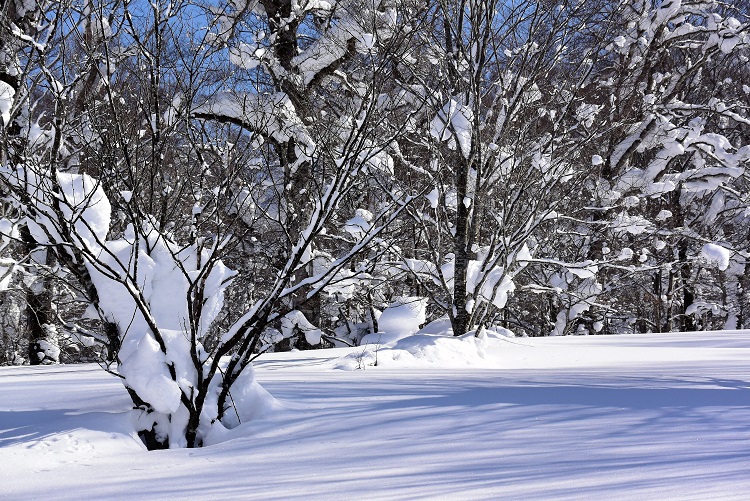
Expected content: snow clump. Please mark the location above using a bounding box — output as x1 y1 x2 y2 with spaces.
701 243 731 271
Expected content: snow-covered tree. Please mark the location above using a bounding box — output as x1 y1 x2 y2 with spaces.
0 0 421 447
384 0 616 336
367 0 749 338
574 0 750 333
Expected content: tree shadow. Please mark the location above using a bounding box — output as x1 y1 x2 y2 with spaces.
0 409 131 448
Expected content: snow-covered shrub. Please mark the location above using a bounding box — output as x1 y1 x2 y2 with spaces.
0 0 421 448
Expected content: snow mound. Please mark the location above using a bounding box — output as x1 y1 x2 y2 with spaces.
203 365 281 446
385 333 490 367
415 316 454 336
337 327 516 370
361 296 426 345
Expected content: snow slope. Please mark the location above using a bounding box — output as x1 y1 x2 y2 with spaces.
1 331 749 500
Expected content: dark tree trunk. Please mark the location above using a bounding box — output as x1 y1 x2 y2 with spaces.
736 259 750 329
452 156 470 337
678 240 696 331
103 321 121 362
26 283 54 365
653 270 662 333
20 226 57 365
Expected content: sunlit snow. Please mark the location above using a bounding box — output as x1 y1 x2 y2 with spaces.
2 331 749 500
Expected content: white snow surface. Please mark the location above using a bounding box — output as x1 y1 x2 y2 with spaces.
2 330 750 500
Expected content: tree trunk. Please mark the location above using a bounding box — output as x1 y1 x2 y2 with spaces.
21 226 58 365
452 156 470 337
678 240 696 332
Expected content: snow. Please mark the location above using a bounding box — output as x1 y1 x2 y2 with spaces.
611 211 650 235
289 5 395 87
439 256 519 311
0 81 14 126
281 310 323 345
701 243 731 271
362 296 427 344
1 168 112 252
22 188 236 445
619 247 634 261
430 99 473 158
57 173 112 249
343 208 373 238
655 209 672 221
575 103 601 128
194 92 315 156
567 263 598 279
425 187 439 208
205 365 279 435
2 330 750 499
229 42 262 70
0 261 15 290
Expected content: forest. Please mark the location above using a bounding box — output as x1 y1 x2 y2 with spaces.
0 0 748 448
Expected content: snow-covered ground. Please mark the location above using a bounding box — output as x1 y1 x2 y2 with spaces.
2 331 749 500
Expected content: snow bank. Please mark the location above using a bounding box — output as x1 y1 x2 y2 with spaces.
339 324 516 370
203 365 280 445
361 296 426 345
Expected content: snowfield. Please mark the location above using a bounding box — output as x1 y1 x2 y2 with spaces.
1 331 749 500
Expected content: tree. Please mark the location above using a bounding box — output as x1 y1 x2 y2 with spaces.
0 0 422 448
575 0 750 334
384 0 617 336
